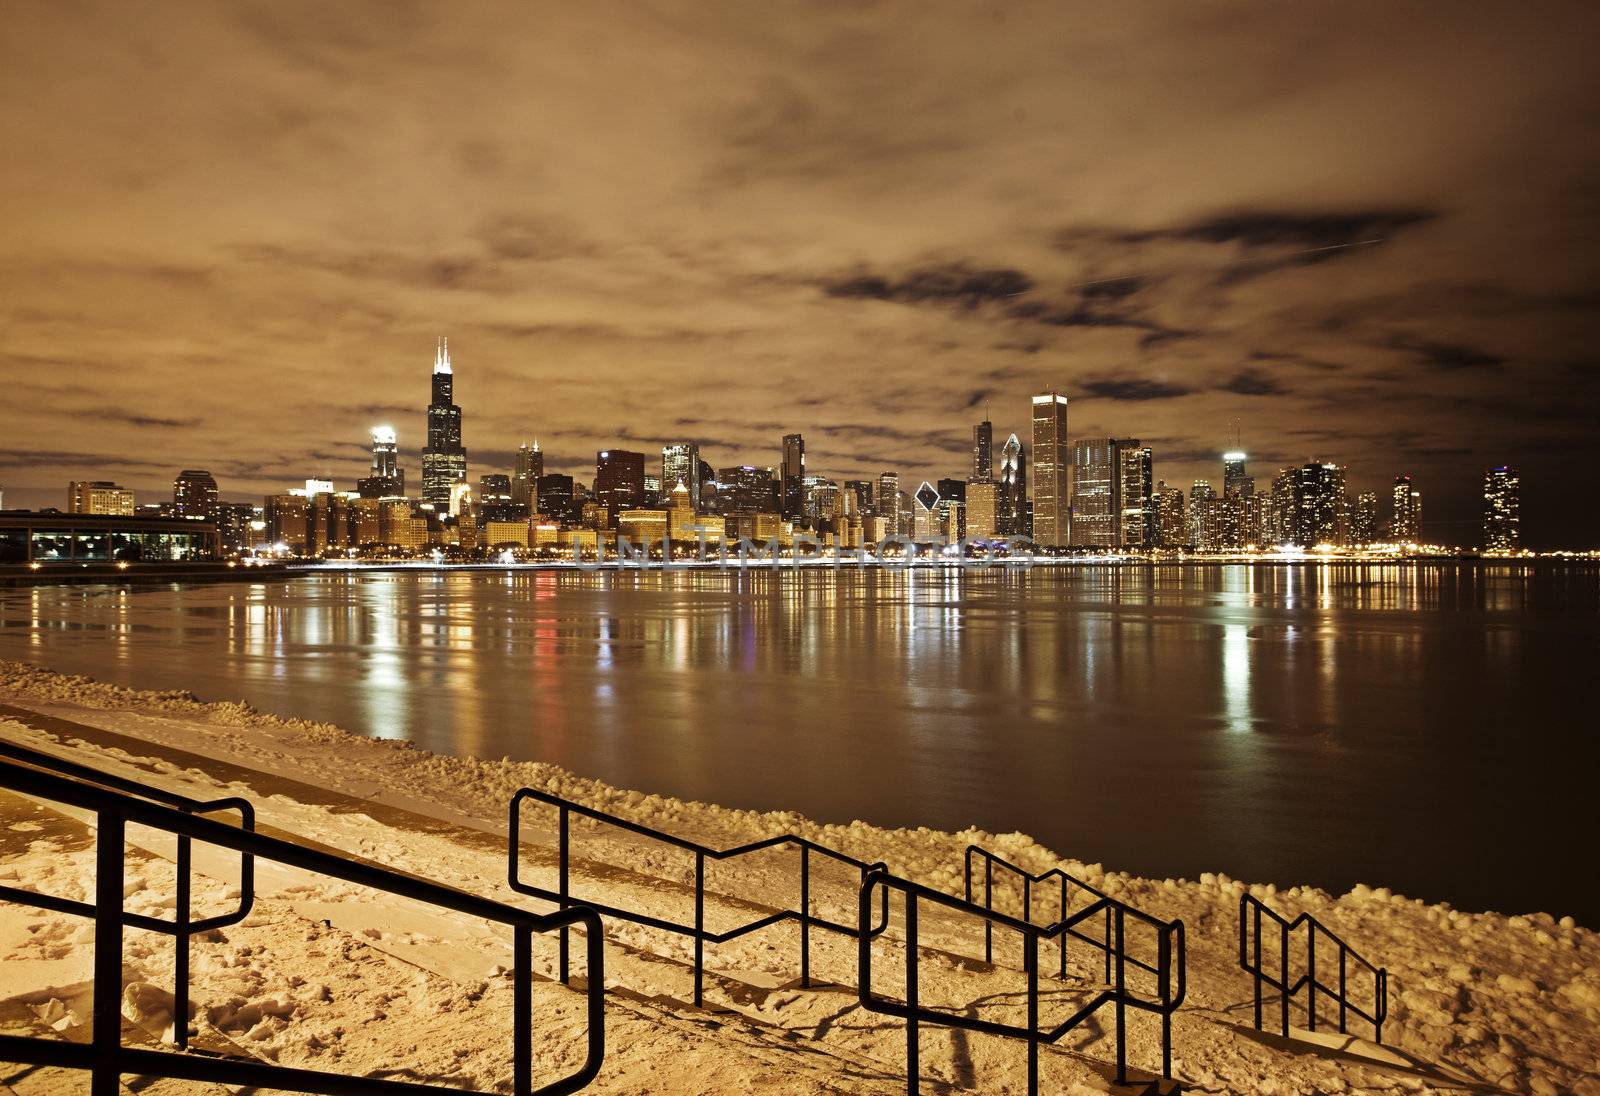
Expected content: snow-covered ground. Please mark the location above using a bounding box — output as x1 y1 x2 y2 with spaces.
0 658 1595 1095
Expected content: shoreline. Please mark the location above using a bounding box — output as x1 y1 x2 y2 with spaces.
2 658 1598 1093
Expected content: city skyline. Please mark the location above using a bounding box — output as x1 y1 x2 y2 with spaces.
3 3 1598 544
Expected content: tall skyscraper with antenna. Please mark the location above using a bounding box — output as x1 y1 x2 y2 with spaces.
421 338 467 507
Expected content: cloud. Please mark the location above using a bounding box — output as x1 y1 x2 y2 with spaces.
824 263 1033 305
1081 378 1193 401
1217 369 1288 396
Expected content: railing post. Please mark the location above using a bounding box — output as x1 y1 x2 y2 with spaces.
983 858 993 964
694 849 705 1008
558 804 570 985
1338 944 1347 1034
1113 905 1127 1086
1021 877 1031 970
92 809 124 1096
174 824 191 1051
1159 924 1172 1079
1375 970 1386 1045
1104 903 1113 985
906 893 919 1095
1307 924 1317 1032
1253 902 1262 1031
1058 875 1068 979
800 844 811 989
1279 917 1290 1036
1025 930 1039 1096
514 923 532 1096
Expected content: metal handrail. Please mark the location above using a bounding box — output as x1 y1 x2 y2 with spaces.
508 787 890 1006
1239 893 1388 1043
0 738 256 1051
862 867 1185 1094
964 845 1171 983
0 754 605 1096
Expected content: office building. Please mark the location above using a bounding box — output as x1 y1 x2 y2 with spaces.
1483 467 1521 551
421 338 468 506
68 481 135 516
662 442 701 513
172 469 218 519
1291 463 1348 547
779 434 806 523
722 465 779 515
998 434 1027 537
965 481 998 540
1069 438 1116 547
972 418 993 481
874 472 898 520
1153 482 1186 547
512 442 542 511
1118 442 1153 548
1391 475 1419 541
594 450 646 525
1030 393 1069 547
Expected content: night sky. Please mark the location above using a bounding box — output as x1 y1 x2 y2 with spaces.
4 2 1598 545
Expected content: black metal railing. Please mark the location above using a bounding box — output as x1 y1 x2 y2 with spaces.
0 750 605 1096
861 867 1185 1094
508 787 890 1006
1239 893 1387 1044
0 738 256 1054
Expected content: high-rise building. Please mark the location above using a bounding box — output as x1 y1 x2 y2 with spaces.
844 480 873 519
1390 475 1419 541
1030 393 1069 547
723 466 779 515
1153 481 1186 547
1291 463 1347 547
874 472 898 520
1268 469 1296 544
512 442 543 511
972 418 993 482
912 482 941 539
68 481 135 516
662 443 701 514
1118 443 1153 548
966 480 998 540
1188 480 1220 549
1483 467 1521 551
780 434 806 523
1223 451 1253 498
594 450 646 525
421 339 467 507
1352 491 1379 545
536 473 575 522
803 476 842 533
265 493 310 555
357 428 405 499
172 469 218 519
998 434 1027 537
1069 438 1116 547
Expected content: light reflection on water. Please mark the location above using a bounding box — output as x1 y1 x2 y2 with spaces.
3 563 1597 923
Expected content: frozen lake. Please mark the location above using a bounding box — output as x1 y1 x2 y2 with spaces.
4 562 1596 923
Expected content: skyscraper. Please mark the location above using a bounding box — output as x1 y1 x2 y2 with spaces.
966 481 998 540
723 466 779 514
357 429 405 499
662 442 701 513
1390 475 1419 541
1070 438 1116 546
998 434 1027 537
1483 467 1521 551
1223 451 1253 498
874 472 898 520
1292 463 1347 547
594 450 646 525
1030 392 1069 547
421 339 467 507
972 418 993 482
1118 443 1153 548
173 469 218 519
1153 481 1186 547
1352 491 1379 545
512 442 543 511
780 434 806 523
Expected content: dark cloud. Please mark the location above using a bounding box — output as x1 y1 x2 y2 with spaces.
1081 378 1193 401
825 264 1033 306
1134 209 1438 249
1218 369 1288 397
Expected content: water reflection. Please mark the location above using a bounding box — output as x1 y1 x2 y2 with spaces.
2 563 1597 923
